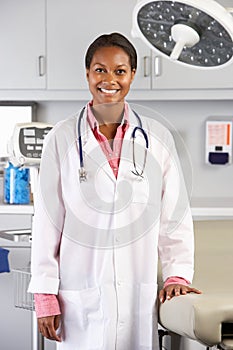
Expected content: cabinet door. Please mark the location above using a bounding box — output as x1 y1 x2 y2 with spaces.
0 0 46 89
47 0 151 90
151 53 233 90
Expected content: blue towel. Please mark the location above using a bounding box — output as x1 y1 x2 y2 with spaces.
0 247 10 273
4 162 30 204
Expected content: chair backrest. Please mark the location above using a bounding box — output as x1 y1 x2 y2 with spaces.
192 220 233 293
157 220 233 293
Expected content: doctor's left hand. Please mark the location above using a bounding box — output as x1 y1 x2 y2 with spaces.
38 314 62 342
159 284 202 304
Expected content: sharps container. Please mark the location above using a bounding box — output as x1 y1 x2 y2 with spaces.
4 162 30 204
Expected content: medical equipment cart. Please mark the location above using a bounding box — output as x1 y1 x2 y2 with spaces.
13 266 44 350
0 200 45 350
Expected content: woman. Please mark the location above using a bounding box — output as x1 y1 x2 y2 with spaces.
28 32 201 349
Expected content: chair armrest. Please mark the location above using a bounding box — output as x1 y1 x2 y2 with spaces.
159 293 233 347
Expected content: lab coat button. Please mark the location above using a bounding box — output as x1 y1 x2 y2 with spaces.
115 236 120 243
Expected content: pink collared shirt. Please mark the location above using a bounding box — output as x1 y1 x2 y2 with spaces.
34 102 189 318
86 102 129 178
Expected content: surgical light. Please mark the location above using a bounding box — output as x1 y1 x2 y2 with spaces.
132 0 233 68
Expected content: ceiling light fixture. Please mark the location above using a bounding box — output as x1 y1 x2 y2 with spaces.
132 0 233 68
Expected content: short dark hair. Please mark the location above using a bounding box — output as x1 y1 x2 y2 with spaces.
85 32 137 71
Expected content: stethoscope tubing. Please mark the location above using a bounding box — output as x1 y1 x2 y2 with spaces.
77 107 149 181
77 107 86 169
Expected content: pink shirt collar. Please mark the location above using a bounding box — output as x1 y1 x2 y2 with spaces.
87 101 129 131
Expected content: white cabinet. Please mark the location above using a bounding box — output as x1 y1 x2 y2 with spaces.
0 0 46 89
151 53 233 90
0 0 233 99
46 0 233 93
46 0 151 91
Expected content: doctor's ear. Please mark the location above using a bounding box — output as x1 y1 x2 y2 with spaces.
131 68 136 82
86 69 90 81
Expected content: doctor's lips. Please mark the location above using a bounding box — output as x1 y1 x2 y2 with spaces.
98 87 120 95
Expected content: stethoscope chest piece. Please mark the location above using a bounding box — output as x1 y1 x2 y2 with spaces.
79 167 87 182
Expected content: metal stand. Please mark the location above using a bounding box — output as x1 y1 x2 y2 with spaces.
158 329 169 350
32 312 44 350
13 268 44 350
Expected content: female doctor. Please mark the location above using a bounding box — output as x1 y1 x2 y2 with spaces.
28 32 201 349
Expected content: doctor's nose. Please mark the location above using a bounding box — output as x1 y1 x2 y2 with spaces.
103 72 116 84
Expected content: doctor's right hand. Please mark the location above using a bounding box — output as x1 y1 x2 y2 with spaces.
38 315 62 342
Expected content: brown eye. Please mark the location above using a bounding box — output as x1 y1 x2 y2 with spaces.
95 68 105 73
116 69 126 75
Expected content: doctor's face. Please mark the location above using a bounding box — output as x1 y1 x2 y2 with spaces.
86 46 136 106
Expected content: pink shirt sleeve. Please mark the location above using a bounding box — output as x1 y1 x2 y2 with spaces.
164 276 190 288
34 294 61 318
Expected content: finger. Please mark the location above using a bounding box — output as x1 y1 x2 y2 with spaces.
159 289 166 303
38 323 50 339
54 315 60 330
167 285 181 299
181 288 188 294
180 287 202 295
38 317 61 342
174 285 182 296
47 324 62 342
38 319 47 337
165 286 174 300
188 287 202 294
38 323 52 339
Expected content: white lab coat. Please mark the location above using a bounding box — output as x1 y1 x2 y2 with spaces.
28 104 194 350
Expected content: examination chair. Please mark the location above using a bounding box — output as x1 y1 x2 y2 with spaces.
158 220 233 350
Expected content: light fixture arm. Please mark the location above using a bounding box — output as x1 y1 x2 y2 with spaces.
170 23 200 60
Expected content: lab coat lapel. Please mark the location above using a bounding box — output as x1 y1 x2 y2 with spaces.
82 120 116 183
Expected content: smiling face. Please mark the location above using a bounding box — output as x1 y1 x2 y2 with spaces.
86 46 136 106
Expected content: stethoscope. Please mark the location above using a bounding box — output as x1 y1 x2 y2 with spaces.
77 107 149 182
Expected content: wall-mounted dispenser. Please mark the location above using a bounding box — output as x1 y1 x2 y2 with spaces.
205 120 232 165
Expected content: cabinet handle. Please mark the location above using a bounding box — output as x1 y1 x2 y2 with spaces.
38 55 46 76
143 56 150 77
154 56 161 77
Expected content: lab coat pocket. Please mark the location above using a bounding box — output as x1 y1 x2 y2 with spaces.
139 283 158 347
59 286 105 349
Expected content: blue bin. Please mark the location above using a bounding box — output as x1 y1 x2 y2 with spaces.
0 247 10 273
